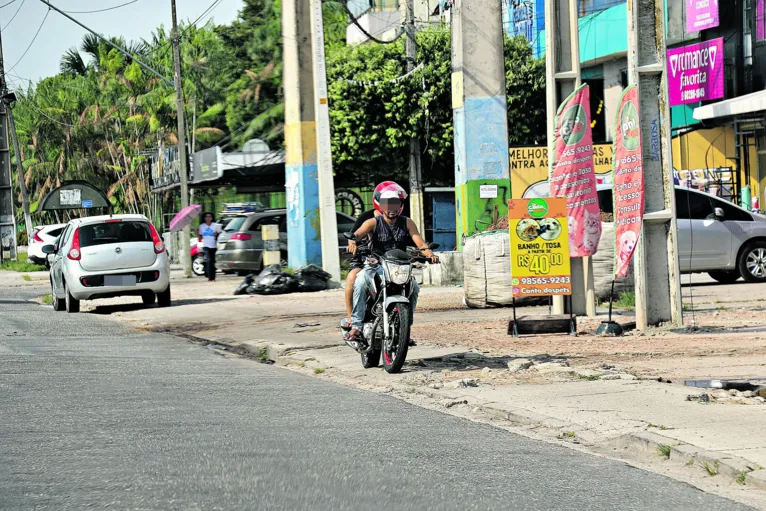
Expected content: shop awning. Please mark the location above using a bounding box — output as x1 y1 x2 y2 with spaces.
693 89 766 121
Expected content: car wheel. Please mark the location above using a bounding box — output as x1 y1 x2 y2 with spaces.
738 241 766 283
157 285 171 308
64 281 80 313
51 280 65 311
142 292 156 305
192 255 206 276
708 271 741 284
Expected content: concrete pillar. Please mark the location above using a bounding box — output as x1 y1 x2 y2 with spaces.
283 0 322 268
451 0 511 248
627 0 683 328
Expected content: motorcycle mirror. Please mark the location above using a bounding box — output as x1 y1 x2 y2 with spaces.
428 243 440 250
343 232 356 241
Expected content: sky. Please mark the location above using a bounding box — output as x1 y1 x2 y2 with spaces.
1 0 245 87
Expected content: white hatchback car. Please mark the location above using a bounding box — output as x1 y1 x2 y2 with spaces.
44 214 171 313
27 223 66 267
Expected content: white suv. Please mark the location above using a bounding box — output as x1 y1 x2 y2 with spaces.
44 214 171 313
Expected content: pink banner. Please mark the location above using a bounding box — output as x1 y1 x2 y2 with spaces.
758 0 765 41
667 38 724 106
686 0 720 33
550 84 602 258
612 86 644 279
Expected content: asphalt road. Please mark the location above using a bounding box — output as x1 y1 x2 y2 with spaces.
0 285 754 511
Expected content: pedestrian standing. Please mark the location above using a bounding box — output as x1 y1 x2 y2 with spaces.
198 212 222 282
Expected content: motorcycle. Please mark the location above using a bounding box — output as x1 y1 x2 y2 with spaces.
341 233 439 374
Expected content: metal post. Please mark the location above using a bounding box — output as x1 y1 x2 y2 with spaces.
309 0 341 282
627 0 682 328
545 0 595 317
406 0 425 234
171 0 192 278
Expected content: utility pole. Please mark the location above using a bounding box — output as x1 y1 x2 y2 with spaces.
309 0 341 282
627 0 682 328
405 0 425 234
171 0 192 278
0 29 16 261
8 109 33 239
544 0 596 317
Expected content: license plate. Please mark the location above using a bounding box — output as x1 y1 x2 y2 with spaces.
217 243 226 251
105 274 136 287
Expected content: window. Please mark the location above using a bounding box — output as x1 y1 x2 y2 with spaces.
597 189 613 214
59 226 72 248
78 221 152 247
249 215 283 232
47 227 64 238
224 216 248 232
676 189 714 219
711 197 753 222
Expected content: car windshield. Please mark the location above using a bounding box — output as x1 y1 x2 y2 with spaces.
79 221 152 247
224 216 247 232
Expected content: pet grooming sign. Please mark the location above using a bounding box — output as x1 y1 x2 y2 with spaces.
508 198 572 298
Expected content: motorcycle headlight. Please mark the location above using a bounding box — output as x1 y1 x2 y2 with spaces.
385 261 411 285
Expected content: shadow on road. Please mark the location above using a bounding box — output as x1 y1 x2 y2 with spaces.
88 297 239 315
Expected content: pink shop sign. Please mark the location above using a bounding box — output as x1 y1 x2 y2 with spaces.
686 0 720 33
667 38 724 106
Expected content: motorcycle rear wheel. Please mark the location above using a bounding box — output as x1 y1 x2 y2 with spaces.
382 306 410 374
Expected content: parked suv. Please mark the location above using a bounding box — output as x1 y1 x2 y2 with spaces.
44 214 171 313
27 223 66 267
597 186 766 283
216 210 356 274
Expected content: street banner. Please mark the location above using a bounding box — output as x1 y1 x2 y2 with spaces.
508 197 572 298
509 144 614 199
667 38 724 106
686 0 720 33
549 83 602 258
611 85 644 279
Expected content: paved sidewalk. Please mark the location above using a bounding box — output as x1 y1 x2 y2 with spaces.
10 268 766 507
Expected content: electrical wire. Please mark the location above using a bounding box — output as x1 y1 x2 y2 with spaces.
336 0 404 44
0 0 25 30
0 0 17 8
6 9 49 74
62 0 138 14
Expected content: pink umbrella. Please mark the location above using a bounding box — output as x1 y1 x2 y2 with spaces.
169 204 202 232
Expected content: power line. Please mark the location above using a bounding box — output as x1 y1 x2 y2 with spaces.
6 9 49 74
336 0 404 44
0 0 17 8
62 0 139 14
0 0 25 30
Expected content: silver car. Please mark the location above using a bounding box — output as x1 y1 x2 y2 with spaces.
44 214 171 313
598 186 766 283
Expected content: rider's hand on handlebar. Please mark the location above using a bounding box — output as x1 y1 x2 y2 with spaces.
347 240 357 255
422 249 439 264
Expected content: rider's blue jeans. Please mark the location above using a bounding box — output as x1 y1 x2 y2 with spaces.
351 265 419 331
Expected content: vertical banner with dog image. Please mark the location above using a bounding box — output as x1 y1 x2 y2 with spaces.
612 85 644 279
549 84 602 258
508 198 572 297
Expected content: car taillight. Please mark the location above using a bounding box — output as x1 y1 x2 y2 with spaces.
32 230 44 243
68 228 81 260
148 223 165 254
230 233 252 241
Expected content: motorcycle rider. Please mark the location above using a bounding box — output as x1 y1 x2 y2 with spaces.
345 181 438 343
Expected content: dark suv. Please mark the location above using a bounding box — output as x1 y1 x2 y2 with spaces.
215 209 356 274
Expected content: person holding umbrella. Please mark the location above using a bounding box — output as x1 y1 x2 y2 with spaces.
198 212 222 282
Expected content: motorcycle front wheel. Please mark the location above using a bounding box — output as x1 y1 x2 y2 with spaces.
382 305 410 374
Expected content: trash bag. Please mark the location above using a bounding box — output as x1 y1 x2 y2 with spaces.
247 265 298 295
294 264 332 292
234 274 254 296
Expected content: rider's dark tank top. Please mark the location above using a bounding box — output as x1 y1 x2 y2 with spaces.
372 216 409 253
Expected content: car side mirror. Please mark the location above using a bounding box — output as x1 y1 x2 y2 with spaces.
714 207 725 221
42 244 56 254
